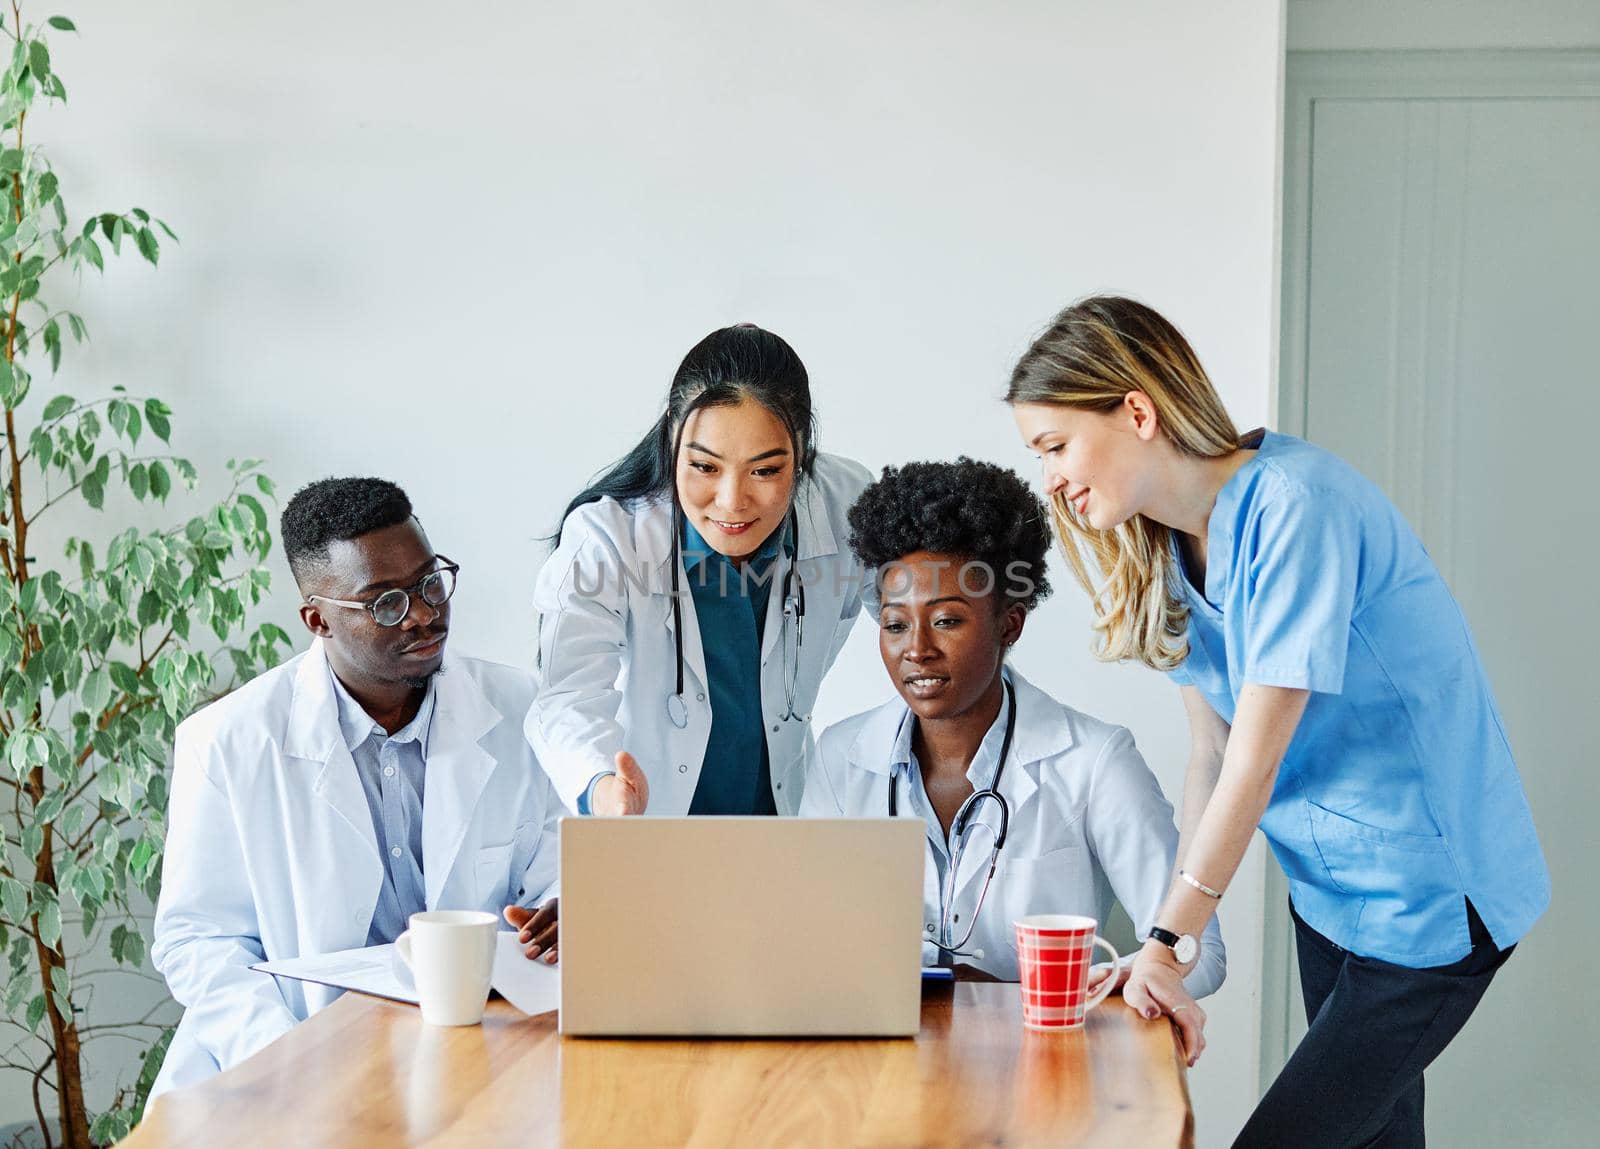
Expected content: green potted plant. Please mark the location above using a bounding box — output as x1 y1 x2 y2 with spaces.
0 6 290 1145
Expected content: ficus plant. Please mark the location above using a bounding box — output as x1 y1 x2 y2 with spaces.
0 6 291 1147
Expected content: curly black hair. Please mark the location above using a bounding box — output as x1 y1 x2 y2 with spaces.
280 477 413 582
847 457 1052 612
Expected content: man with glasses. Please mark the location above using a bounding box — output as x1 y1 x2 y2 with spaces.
150 478 563 1098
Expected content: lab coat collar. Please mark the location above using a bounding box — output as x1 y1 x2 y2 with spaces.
418 652 503 910
630 499 710 692
845 668 1074 811
850 670 1075 911
285 639 345 764
286 639 502 910
285 643 373 868
791 472 841 561
1004 670 1076 770
632 471 841 694
882 673 1013 790
328 664 438 757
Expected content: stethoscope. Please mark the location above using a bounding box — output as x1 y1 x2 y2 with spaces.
887 678 1016 960
664 504 806 730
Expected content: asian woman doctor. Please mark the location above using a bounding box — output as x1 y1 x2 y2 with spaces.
1008 295 1549 1146
800 458 1224 994
529 325 871 816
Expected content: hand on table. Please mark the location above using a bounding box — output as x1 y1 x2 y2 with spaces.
592 751 649 815
503 898 559 964
1123 945 1206 1067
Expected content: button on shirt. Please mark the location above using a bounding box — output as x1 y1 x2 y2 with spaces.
330 671 435 945
888 674 1014 957
682 516 782 816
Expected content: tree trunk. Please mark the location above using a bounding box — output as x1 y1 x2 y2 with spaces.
28 765 91 1149
38 947 90 1149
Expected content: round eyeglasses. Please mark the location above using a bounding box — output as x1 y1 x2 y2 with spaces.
308 557 459 627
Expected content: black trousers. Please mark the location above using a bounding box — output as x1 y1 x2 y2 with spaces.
1233 900 1512 1148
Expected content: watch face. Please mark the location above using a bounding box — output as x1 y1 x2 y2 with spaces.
1174 934 1198 964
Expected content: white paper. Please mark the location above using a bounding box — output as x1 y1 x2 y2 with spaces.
253 942 419 1005
490 932 561 1016
253 934 559 1017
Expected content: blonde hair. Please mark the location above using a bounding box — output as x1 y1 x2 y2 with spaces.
1006 296 1240 671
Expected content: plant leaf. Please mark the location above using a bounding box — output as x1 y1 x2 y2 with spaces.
81 666 111 714
148 460 171 500
37 900 60 949
0 876 27 922
145 398 171 441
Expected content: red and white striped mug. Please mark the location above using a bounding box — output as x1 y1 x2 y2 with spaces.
1013 914 1120 1030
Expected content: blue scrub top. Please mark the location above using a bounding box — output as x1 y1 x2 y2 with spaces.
680 516 781 816
1169 430 1548 967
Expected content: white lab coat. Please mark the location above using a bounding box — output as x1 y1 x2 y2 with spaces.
800 670 1226 993
149 641 562 1100
528 452 872 816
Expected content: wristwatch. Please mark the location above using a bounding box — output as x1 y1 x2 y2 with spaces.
1148 926 1198 965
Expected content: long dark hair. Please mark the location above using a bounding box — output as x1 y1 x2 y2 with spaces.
553 325 817 546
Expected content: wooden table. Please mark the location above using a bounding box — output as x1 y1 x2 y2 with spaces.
123 984 1192 1147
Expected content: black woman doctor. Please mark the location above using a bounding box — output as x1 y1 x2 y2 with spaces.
529 325 872 816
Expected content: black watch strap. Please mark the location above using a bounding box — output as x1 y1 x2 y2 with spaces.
1148 926 1181 949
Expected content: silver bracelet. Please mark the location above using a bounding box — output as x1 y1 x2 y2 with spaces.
1179 869 1223 899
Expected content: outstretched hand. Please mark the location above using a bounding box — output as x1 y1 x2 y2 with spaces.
592 751 649 815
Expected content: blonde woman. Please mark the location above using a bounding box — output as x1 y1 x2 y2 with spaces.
1007 296 1547 1148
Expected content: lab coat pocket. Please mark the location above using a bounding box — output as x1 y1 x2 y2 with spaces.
994 844 1089 936
474 842 515 909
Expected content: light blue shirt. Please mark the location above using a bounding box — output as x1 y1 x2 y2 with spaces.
1169 430 1549 966
330 671 435 945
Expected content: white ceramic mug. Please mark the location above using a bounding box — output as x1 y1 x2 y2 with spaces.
394 910 498 1026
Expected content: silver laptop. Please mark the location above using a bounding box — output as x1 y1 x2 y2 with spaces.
559 817 924 1037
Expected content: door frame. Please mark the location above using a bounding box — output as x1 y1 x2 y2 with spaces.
1266 45 1600 1092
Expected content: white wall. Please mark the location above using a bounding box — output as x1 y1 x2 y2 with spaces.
1289 0 1600 50
6 2 1283 1142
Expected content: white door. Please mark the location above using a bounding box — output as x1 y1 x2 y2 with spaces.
1277 51 1599 1146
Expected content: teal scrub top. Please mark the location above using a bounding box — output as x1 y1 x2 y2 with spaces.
1169 430 1549 967
681 516 781 816
573 517 783 817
